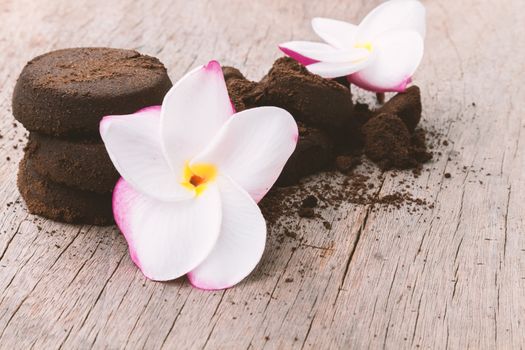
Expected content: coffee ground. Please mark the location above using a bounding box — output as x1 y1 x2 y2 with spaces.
224 57 431 182
224 57 434 220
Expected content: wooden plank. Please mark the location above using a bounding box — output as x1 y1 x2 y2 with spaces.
0 0 523 349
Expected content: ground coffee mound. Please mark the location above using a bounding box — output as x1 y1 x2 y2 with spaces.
224 58 358 141
224 58 434 218
376 86 422 131
277 123 334 186
223 58 431 185
362 113 413 169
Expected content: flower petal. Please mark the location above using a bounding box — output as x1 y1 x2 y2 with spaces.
357 0 426 42
348 30 424 92
279 43 319 66
306 53 373 78
160 61 234 171
100 106 193 201
279 41 370 64
311 17 358 49
188 176 266 290
113 178 222 281
191 107 298 203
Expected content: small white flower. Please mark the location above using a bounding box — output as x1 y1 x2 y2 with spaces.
100 61 298 290
279 0 426 92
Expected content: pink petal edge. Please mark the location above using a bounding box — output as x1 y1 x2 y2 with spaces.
347 74 413 93
205 59 222 73
279 45 319 66
136 105 162 113
187 273 234 291
112 178 142 270
229 99 236 114
205 60 236 115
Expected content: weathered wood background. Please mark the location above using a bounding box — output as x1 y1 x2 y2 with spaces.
0 0 524 349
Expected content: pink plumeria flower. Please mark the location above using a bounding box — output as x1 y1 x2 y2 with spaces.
279 0 426 92
100 61 298 290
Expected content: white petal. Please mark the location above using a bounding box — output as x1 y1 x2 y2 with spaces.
113 179 222 281
357 0 426 42
279 41 370 64
100 106 193 201
191 107 298 203
306 54 373 78
311 17 358 49
349 30 424 92
188 176 266 290
160 61 234 171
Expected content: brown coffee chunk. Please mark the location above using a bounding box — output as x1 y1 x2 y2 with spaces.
25 133 119 194
376 86 422 131
222 66 246 81
17 155 113 225
12 47 172 137
362 113 413 169
255 57 354 134
225 78 260 112
277 124 334 186
335 155 361 173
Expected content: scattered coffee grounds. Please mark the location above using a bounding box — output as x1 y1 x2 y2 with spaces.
444 173 451 178
298 194 318 218
260 167 434 227
298 207 315 218
301 195 318 208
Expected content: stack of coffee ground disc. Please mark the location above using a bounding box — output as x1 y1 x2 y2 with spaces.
12 48 172 225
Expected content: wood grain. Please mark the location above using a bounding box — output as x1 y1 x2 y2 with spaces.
0 0 524 349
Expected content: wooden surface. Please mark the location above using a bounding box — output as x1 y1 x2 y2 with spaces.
0 0 524 349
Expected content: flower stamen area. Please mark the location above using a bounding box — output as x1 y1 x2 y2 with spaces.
182 162 217 195
355 41 373 52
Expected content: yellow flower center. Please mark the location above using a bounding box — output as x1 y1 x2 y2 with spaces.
355 41 373 52
181 162 217 196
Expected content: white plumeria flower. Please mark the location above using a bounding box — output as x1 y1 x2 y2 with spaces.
279 0 426 92
100 61 298 290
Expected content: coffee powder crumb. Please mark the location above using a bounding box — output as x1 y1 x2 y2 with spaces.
301 195 318 208
362 113 413 169
298 207 315 218
284 230 297 239
335 155 361 173
444 173 451 178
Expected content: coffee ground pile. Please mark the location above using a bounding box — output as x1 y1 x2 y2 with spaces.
223 57 434 220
